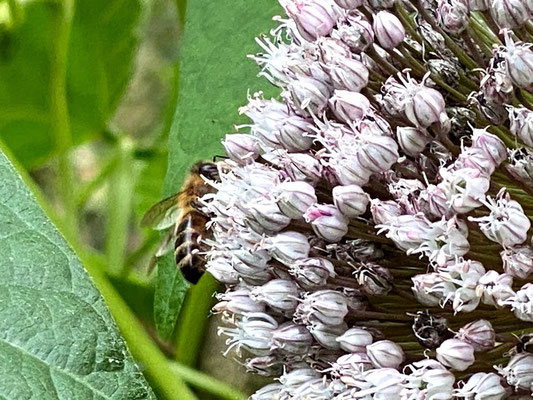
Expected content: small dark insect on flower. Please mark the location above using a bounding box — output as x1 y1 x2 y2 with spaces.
195 0 533 398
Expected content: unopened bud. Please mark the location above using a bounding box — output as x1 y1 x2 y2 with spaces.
280 0 340 41
275 181 317 219
297 289 349 325
329 90 371 123
269 231 311 266
304 203 349 242
251 279 300 313
366 340 405 369
332 185 369 217
247 199 291 233
372 11 405 49
336 327 373 352
509 106 533 146
396 126 431 157
278 115 315 151
223 134 260 164
287 76 332 116
501 246 533 279
214 289 265 315
468 0 490 10
471 128 507 168
325 56 369 92
308 322 348 349
490 0 529 28
505 37 533 90
455 372 507 400
456 319 495 351
436 339 475 371
289 257 336 288
436 0 470 34
250 383 283 400
271 323 313 354
333 12 374 53
498 353 533 390
404 85 448 129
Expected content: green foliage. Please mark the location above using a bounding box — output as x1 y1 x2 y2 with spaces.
0 149 156 399
157 0 281 353
0 0 143 168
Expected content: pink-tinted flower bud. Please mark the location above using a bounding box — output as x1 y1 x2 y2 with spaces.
505 37 533 90
333 12 374 53
247 199 291 233
332 184 369 217
372 11 405 49
214 289 265 315
278 115 315 151
471 191 531 247
331 352 374 381
269 231 310 265
325 56 369 92
468 0 490 10
223 134 261 164
501 246 533 279
250 383 283 400
509 106 533 146
290 257 335 287
370 199 402 225
329 90 371 123
280 0 341 41
251 279 300 312
358 134 399 173
456 320 495 351
439 167 490 214
297 289 350 325
304 203 349 242
334 0 364 8
271 323 313 354
331 156 373 186
418 184 451 218
437 0 470 34
366 340 405 369
456 147 497 176
436 339 475 371
308 322 348 349
471 128 507 168
396 126 431 156
287 76 332 115
455 373 507 399
336 327 373 352
498 353 533 390
287 153 324 184
490 0 529 28
404 85 447 129
275 181 317 219
412 273 453 306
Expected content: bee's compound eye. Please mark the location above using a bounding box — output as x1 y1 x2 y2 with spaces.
199 163 219 180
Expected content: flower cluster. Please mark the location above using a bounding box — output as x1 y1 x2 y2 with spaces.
199 0 533 398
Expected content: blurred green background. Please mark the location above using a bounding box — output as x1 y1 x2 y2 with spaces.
0 0 281 398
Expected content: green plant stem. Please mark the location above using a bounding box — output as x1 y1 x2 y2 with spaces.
51 0 78 239
76 154 119 208
169 362 246 400
174 274 221 367
106 136 136 276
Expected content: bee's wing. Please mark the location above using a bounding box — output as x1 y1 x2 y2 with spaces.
141 194 181 230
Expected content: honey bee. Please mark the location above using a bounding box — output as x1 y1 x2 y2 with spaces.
141 162 219 284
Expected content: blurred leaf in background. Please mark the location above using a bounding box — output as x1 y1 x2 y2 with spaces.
0 0 143 168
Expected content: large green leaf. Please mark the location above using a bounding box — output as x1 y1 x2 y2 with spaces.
155 0 280 344
0 149 155 399
0 0 143 168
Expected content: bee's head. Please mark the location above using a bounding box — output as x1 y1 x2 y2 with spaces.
194 162 219 181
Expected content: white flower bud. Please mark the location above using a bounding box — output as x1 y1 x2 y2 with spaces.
367 0 396 9
329 90 371 123
332 352 374 381
275 181 317 219
498 353 533 391
304 203 349 242
439 167 490 214
372 11 405 49
269 231 310 266
333 13 374 54
370 199 402 225
278 115 315 151
455 373 507 400
332 185 369 217
456 319 495 351
490 0 529 28
336 327 373 352
468 0 489 10
271 323 313 355
505 37 533 90
404 85 447 129
206 256 240 284
358 134 399 173
331 156 373 186
508 283 533 322
325 56 369 92
412 273 454 306
289 257 335 288
366 340 405 369
223 134 261 164
247 199 291 233
471 128 507 168
280 0 341 41
297 290 349 325
251 279 300 312
250 383 283 400
437 0 470 34
287 76 332 116
285 152 323 184
509 106 533 146
308 322 348 349
436 339 475 371
501 246 533 279
396 126 431 157
214 289 265 315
